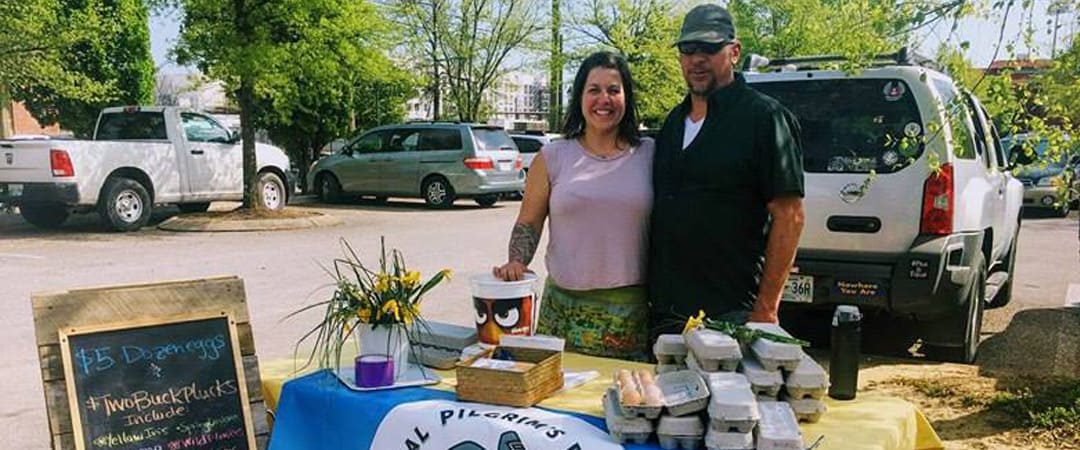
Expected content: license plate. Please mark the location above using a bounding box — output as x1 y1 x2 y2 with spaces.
498 162 513 171
782 275 814 303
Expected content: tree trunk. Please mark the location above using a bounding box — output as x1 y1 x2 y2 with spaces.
238 76 258 209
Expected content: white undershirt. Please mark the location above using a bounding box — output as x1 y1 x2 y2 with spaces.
683 116 704 150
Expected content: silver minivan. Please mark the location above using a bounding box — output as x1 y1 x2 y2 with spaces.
309 123 525 208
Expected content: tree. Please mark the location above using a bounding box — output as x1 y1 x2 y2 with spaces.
392 0 544 122
549 0 565 130
570 0 688 127
390 0 450 120
15 0 154 138
0 0 114 136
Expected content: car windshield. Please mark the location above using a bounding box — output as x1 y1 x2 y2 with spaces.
472 128 516 152
750 78 924 174
1001 136 1072 168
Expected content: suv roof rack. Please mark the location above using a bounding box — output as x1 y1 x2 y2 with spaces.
745 46 941 72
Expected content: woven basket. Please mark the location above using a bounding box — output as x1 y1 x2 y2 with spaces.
456 346 564 407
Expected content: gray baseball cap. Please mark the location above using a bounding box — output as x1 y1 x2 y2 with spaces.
676 4 736 45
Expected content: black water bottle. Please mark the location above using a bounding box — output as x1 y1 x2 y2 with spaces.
828 305 861 400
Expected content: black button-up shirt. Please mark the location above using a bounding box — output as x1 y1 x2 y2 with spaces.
648 73 804 328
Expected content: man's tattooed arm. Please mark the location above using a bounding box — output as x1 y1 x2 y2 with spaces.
508 223 541 265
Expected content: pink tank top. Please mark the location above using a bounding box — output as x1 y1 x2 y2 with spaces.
542 137 655 290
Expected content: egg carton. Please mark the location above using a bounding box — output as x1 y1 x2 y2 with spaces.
657 363 688 374
603 387 655 444
745 323 803 372
657 370 710 417
757 401 804 450
701 371 751 390
685 347 739 373
706 384 760 433
704 427 755 450
784 397 827 423
654 333 689 364
738 356 784 398
612 376 664 419
783 353 829 400
686 328 742 372
657 414 705 450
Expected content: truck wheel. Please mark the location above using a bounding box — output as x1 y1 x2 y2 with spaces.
475 194 498 207
257 172 286 211
99 177 152 232
20 205 69 229
422 176 455 209
177 203 211 214
923 256 986 364
317 173 344 204
988 229 1019 308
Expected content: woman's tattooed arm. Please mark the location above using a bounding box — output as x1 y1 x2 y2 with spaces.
508 223 541 265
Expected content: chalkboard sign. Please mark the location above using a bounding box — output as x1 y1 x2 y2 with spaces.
59 313 256 450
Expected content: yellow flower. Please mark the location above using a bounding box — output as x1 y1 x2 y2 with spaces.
403 271 421 289
439 269 453 281
375 273 391 293
381 300 401 322
357 308 371 323
682 310 706 335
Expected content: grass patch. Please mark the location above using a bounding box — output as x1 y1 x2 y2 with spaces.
988 377 1080 438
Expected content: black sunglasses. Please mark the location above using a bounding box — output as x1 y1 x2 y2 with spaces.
677 41 730 56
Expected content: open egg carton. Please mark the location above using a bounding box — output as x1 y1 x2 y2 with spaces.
757 401 804 450
685 328 742 372
612 369 665 419
657 414 706 450
783 353 829 400
658 370 711 417
603 387 655 444
738 356 784 398
744 323 803 372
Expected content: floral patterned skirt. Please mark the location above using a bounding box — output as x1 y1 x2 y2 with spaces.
536 277 650 361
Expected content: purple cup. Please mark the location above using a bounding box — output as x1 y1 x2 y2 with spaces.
355 354 394 387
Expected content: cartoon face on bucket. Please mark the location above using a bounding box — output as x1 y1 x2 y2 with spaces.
469 273 540 345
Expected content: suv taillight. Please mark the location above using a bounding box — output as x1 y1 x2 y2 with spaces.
50 149 74 177
464 157 495 170
515 156 523 170
920 163 953 235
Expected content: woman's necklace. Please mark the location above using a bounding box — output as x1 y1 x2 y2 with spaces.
580 137 629 160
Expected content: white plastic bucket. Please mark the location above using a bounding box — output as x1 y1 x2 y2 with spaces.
469 273 539 345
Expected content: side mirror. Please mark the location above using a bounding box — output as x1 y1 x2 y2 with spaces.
229 131 242 144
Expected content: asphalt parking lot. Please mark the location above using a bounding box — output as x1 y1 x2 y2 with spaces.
0 199 1076 448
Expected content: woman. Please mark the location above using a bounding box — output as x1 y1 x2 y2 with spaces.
493 51 654 360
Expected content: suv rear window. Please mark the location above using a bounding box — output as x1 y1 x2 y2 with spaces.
752 79 924 174
95 112 168 140
512 137 543 154
471 127 515 152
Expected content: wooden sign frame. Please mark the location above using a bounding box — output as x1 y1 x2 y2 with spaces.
57 311 257 450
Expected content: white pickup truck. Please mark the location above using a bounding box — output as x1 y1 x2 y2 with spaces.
0 106 293 231
747 52 1032 363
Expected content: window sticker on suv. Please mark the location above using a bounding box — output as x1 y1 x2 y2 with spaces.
752 79 924 174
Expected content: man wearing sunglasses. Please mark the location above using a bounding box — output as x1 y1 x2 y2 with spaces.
648 4 805 331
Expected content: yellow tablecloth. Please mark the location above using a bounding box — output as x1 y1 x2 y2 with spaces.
260 353 943 450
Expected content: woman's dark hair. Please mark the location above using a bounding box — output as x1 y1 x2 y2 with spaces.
561 51 641 146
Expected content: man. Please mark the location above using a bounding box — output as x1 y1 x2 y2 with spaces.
648 3 805 330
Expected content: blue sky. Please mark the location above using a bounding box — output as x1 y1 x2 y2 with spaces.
149 1 1076 74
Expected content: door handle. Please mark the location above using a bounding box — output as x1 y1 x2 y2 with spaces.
190 150 204 155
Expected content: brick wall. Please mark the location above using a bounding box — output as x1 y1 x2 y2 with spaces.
10 101 60 136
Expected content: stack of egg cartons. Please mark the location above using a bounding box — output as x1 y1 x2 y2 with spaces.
743 323 829 423
655 370 710 449
654 334 689 374
603 387 655 445
684 328 759 450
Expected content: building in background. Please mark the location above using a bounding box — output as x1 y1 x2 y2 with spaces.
1 101 62 138
984 55 1054 83
405 70 552 132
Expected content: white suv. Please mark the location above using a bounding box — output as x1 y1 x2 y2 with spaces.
746 50 1028 363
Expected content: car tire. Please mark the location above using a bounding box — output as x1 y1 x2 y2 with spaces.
317 173 344 204
988 227 1019 309
98 177 152 232
422 176 455 209
475 195 498 207
257 172 287 211
177 202 211 214
20 204 69 229
923 255 986 364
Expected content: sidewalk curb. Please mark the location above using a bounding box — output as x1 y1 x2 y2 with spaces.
157 211 344 232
